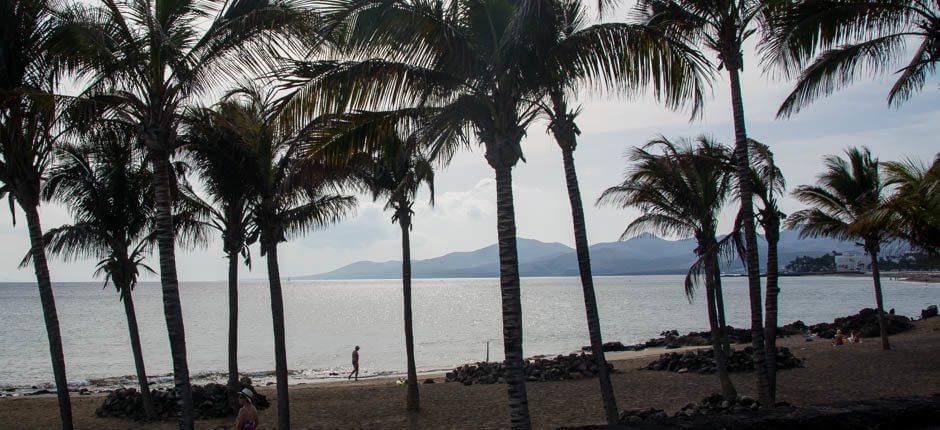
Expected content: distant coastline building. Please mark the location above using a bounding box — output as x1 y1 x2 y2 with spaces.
835 252 867 272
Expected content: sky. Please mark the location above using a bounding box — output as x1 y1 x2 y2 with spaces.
1 36 938 282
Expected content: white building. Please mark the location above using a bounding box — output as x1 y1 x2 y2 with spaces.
835 252 867 272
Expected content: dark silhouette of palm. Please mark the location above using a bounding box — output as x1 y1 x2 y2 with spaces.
324 110 436 411
0 0 73 425
180 101 259 393
280 0 706 424
218 85 357 429
48 0 316 424
527 0 708 422
630 0 786 403
787 147 893 350
881 155 940 255
36 135 161 420
598 136 738 401
765 0 940 116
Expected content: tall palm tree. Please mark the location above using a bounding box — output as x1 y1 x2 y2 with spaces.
764 0 940 116
36 136 160 419
881 155 939 255
281 0 705 425
329 113 435 411
787 147 892 349
529 0 707 422
598 136 738 401
630 0 786 403
748 140 785 400
48 1 316 425
181 104 258 393
0 0 73 426
217 86 357 429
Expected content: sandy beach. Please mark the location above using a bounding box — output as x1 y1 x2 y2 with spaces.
2 317 939 429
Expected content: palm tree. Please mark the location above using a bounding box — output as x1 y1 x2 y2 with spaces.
0 0 73 426
328 113 435 411
181 104 258 393
280 0 706 424
881 155 939 255
748 140 785 400
764 0 940 116
598 136 738 401
217 86 356 429
787 147 892 350
528 0 708 422
630 0 785 403
48 1 316 425
36 135 160 420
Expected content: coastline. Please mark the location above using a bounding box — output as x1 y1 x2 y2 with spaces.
2 317 938 429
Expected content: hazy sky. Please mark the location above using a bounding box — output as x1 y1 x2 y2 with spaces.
1 38 938 282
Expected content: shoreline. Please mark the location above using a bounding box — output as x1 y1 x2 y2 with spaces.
4 303 934 397
0 344 712 398
2 317 939 429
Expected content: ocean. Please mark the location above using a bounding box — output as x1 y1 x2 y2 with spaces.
0 275 937 392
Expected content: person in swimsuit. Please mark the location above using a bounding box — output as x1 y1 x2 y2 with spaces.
234 388 259 430
348 345 360 381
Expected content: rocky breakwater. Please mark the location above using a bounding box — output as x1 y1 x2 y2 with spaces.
586 322 808 353
644 346 803 374
95 378 269 421
808 308 914 339
445 353 613 385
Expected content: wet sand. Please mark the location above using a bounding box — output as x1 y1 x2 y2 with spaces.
2 318 939 429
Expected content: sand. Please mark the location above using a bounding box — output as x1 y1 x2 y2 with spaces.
2 317 939 429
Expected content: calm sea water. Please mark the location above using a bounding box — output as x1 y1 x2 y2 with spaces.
0 275 937 390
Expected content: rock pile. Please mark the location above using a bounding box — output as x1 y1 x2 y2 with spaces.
95 379 268 421
808 308 914 339
445 353 613 385
644 347 803 374
617 407 668 426
922 305 938 320
586 322 809 353
617 394 796 426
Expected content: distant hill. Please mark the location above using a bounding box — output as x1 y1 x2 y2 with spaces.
296 230 864 280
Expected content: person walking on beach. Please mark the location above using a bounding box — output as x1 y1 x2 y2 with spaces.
233 388 259 430
348 345 360 381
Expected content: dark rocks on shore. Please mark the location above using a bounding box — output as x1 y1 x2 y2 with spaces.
585 322 809 353
95 377 269 421
921 305 938 320
617 393 787 425
644 347 803 374
445 353 613 385
564 394 940 429
808 308 914 339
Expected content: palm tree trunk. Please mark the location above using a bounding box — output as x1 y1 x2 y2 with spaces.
494 165 532 430
265 244 291 429
398 209 420 411
22 203 73 430
712 262 731 358
727 66 772 405
120 286 156 420
227 251 239 392
867 247 891 350
763 227 780 401
150 155 195 429
561 147 618 424
705 251 737 400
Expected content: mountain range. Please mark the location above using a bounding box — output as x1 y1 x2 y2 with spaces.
297 229 864 280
